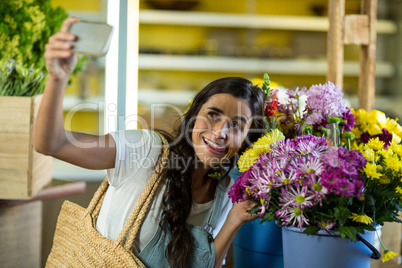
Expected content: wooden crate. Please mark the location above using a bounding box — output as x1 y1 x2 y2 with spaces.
0 94 52 199
0 201 42 268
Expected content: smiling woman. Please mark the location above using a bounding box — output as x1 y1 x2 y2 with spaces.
36 17 267 268
192 93 252 168
155 77 266 267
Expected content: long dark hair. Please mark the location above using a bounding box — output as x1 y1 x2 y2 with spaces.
158 77 266 268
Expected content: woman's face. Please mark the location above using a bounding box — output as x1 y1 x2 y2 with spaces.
191 93 253 168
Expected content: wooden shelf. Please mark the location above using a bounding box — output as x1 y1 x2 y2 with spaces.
139 10 397 34
138 54 395 77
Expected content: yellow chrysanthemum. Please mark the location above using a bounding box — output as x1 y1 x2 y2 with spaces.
252 129 285 156
385 118 402 144
277 120 297 137
367 137 385 151
237 129 284 172
384 156 401 172
351 127 362 139
349 213 373 225
366 110 387 136
390 142 402 158
382 250 398 263
377 148 393 160
251 78 279 89
379 177 391 184
352 108 369 133
376 165 383 172
351 141 365 152
396 186 402 194
237 149 258 172
362 148 377 163
363 163 383 179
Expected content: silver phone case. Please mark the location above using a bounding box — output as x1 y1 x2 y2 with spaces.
68 21 114 57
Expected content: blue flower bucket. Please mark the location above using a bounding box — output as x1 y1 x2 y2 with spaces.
281 226 381 268
233 220 284 268
229 167 284 268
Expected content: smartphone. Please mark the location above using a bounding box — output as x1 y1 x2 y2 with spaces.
68 21 114 57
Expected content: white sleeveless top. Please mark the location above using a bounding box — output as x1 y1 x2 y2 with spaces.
96 129 234 254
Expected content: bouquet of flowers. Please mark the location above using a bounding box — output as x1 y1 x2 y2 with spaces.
230 74 402 262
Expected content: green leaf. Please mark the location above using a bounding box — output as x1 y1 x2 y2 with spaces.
248 205 260 215
303 225 320 236
334 207 350 226
262 210 276 222
339 226 357 241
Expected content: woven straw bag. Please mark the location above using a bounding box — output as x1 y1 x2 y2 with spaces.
46 134 169 267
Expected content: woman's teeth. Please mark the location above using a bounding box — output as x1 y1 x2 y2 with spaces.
203 138 226 151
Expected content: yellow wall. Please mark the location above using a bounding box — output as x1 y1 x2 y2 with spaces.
63 111 99 134
52 0 104 134
51 0 102 11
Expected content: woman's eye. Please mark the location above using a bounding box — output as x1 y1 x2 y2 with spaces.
208 112 219 120
231 122 241 131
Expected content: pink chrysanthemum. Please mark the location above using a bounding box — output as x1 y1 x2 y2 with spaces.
278 183 316 209
276 206 310 229
316 219 336 232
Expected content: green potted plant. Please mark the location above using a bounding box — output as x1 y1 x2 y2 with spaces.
0 0 85 199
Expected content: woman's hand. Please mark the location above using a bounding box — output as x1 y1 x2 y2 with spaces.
44 17 79 81
213 200 259 268
227 200 259 227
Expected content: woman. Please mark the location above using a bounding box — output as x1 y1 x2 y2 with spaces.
35 17 265 268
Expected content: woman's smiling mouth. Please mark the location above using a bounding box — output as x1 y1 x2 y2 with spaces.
202 137 227 154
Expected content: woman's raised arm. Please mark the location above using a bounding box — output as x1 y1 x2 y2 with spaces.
33 17 116 170
213 200 259 268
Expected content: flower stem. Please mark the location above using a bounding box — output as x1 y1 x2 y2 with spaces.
376 229 387 251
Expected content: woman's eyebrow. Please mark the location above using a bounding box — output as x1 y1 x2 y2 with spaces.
207 107 248 124
234 116 248 124
207 107 224 114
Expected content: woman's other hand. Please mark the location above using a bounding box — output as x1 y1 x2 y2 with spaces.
213 199 259 268
228 200 259 227
45 17 79 80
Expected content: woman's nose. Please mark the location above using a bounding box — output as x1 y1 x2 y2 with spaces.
212 121 229 139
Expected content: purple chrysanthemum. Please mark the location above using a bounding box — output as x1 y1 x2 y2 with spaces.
338 147 367 170
380 128 393 148
302 82 349 131
229 169 252 203
341 109 355 132
353 176 365 198
341 163 359 178
320 147 343 168
333 178 355 197
320 168 341 191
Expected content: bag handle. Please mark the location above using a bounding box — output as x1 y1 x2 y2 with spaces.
87 177 109 217
116 133 169 250
86 131 168 219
